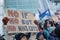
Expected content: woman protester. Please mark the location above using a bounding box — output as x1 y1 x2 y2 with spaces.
43 19 51 40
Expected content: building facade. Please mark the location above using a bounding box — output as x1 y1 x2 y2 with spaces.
4 0 40 14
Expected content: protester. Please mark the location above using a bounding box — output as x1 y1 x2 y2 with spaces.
55 26 60 39
38 23 43 33
2 17 9 40
48 27 59 40
43 19 60 40
54 22 60 39
25 32 31 40
15 33 27 40
0 35 5 40
43 19 51 40
36 32 44 40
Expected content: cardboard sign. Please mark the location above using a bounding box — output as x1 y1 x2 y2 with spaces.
6 9 38 33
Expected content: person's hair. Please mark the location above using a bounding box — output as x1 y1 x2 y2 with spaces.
36 32 43 40
43 19 50 29
54 23 59 27
38 23 42 29
50 21 54 26
15 33 27 40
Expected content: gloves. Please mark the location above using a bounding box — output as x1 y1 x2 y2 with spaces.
2 17 9 25
34 20 38 25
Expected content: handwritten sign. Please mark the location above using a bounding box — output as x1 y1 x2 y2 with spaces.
6 9 38 33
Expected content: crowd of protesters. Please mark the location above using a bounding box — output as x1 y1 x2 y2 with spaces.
14 19 60 40
2 17 60 40
36 19 60 40
2 19 59 40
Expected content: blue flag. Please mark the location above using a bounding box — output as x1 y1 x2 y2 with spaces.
39 9 51 20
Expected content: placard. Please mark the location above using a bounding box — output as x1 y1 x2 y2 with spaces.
6 9 38 33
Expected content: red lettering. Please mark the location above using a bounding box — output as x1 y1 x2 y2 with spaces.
7 10 19 17
7 26 16 31
8 10 13 17
14 18 19 24
14 11 19 17
9 18 19 24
